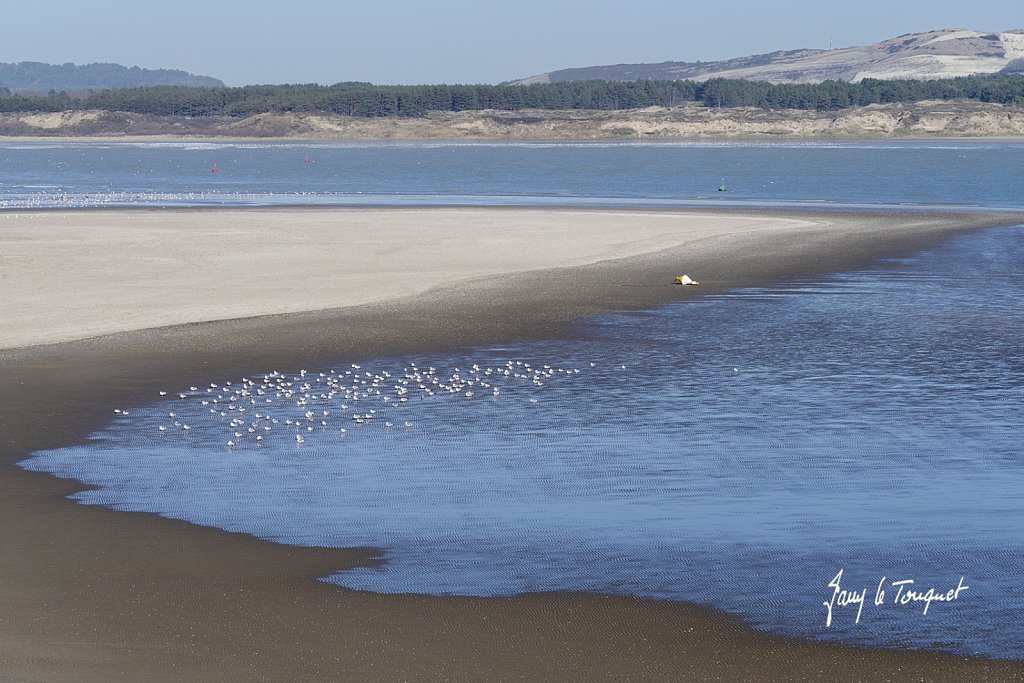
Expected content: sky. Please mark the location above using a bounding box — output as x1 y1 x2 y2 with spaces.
3 1 1021 86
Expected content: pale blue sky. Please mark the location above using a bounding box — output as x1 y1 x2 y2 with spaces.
4 1 1021 85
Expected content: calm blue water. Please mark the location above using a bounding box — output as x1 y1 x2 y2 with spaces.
13 141 1024 660
1 139 1023 209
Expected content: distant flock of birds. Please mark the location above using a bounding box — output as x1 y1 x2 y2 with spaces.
2 190 262 210
114 360 614 451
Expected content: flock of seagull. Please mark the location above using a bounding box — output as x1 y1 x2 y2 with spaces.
2 190 231 210
119 360 609 451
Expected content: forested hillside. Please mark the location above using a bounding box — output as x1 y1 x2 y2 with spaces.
0 62 224 92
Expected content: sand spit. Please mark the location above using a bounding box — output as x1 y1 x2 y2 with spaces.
2 207 1024 681
0 207 819 349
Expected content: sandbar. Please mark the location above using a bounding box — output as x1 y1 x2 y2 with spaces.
2 206 1023 681
1 207 823 349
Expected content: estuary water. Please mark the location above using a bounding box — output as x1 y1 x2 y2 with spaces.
11 140 1024 660
2 139 1024 209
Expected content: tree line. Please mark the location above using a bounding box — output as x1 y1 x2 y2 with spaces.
1 74 1022 118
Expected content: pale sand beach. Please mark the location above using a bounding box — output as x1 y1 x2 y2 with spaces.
0 207 819 349
2 206 1024 681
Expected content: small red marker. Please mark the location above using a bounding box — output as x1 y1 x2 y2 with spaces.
212 162 219 173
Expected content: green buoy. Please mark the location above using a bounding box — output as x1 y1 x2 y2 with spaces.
718 178 727 192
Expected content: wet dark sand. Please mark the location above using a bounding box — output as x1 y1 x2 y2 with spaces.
2 207 1024 681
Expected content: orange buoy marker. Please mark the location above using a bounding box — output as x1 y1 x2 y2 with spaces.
674 274 700 286
212 162 219 174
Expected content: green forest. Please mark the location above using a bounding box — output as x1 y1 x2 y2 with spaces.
1 74 1022 118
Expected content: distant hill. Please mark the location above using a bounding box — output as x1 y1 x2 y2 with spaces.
510 29 1024 85
0 62 224 93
